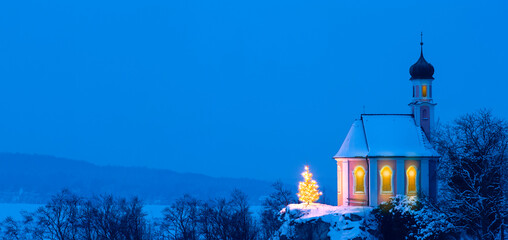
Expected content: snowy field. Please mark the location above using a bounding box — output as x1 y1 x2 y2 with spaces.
0 203 263 221
0 203 41 220
0 203 168 221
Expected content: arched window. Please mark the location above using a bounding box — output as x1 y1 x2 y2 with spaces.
353 166 366 194
380 166 393 194
337 165 342 194
422 85 428 97
407 166 418 195
422 109 428 120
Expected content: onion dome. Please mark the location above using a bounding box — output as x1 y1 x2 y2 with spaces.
410 36 434 80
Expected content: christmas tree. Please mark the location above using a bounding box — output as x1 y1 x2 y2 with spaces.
297 165 322 204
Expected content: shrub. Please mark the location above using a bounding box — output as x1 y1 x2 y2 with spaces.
373 195 456 240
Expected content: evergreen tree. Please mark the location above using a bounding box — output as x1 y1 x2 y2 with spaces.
297 166 322 204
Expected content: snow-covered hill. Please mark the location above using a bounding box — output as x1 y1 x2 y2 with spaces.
272 203 377 240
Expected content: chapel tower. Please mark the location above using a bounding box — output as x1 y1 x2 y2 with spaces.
408 34 436 140
334 35 440 206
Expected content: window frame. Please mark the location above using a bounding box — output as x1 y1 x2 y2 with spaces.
406 165 418 195
352 166 366 195
379 166 394 195
337 165 342 194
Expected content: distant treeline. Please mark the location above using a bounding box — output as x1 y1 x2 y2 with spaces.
0 181 296 240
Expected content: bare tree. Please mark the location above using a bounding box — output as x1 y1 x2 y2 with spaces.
93 195 123 240
161 194 200 240
435 109 508 239
35 189 82 240
260 181 297 239
0 190 150 240
200 198 231 240
80 199 99 240
228 189 257 240
90 195 148 240
197 190 258 240
2 217 20 240
118 197 147 240
197 202 216 240
19 211 45 240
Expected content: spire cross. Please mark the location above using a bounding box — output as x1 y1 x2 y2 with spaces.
420 32 424 56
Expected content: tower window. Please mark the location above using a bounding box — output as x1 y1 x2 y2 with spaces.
353 166 366 194
422 85 428 98
422 109 428 120
380 166 393 194
406 166 418 195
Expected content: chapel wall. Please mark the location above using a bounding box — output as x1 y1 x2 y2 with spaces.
348 160 368 206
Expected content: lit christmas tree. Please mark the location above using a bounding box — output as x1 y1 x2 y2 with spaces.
297 165 322 205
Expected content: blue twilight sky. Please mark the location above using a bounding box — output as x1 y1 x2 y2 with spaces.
0 0 507 187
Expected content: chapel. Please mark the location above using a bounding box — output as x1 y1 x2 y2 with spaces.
334 38 440 206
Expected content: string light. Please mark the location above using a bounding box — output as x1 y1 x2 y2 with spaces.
297 165 323 205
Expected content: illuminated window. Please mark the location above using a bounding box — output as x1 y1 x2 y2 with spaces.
407 166 418 195
353 166 366 194
337 165 341 194
380 166 393 194
422 85 427 97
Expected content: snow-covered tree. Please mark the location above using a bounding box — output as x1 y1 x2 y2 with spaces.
374 195 456 240
297 166 322 205
434 109 508 239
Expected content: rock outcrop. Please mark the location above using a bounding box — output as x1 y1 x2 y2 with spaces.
271 203 377 240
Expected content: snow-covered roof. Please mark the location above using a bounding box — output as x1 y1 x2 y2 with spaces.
334 120 369 158
334 114 439 158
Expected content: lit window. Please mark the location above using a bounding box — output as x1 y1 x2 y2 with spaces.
337 165 341 194
422 85 427 97
380 166 393 194
407 166 417 195
353 166 366 194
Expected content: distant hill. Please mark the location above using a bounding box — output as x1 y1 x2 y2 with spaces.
0 153 273 205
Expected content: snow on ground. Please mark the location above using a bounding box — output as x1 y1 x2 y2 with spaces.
0 203 41 220
143 204 169 219
284 203 370 220
276 203 375 240
0 203 170 221
249 205 263 220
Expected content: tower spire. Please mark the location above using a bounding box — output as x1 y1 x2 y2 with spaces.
409 32 436 140
420 32 424 55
